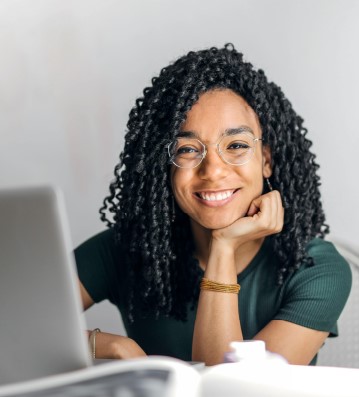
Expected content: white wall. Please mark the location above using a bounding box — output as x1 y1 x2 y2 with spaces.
1 0 358 334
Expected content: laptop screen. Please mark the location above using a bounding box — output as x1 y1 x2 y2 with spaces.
0 186 91 385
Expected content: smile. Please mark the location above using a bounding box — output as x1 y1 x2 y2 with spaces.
194 189 239 206
197 189 235 201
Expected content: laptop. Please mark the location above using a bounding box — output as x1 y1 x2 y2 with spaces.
0 186 201 397
0 186 91 385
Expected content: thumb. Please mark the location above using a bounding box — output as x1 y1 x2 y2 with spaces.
247 198 261 217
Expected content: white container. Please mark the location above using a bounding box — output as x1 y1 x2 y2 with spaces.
224 340 287 364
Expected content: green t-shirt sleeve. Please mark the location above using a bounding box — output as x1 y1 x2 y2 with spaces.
274 239 352 336
74 228 119 304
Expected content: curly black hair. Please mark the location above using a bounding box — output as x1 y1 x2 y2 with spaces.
100 44 329 321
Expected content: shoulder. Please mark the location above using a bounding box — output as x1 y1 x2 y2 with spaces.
75 228 117 255
276 238 352 333
74 227 123 268
307 237 345 259
305 238 352 286
74 228 122 303
285 238 352 297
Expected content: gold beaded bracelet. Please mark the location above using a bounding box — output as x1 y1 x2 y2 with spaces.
88 328 101 359
200 277 241 294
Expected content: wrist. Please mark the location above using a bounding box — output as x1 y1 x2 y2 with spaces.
88 328 101 359
211 231 246 254
206 241 237 282
208 238 237 268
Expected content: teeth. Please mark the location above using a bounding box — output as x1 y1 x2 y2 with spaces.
198 190 234 201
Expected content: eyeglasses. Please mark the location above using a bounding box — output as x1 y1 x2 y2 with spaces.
167 132 263 169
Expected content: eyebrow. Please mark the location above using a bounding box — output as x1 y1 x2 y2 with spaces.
176 126 255 139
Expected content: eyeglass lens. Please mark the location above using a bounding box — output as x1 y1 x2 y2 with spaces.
168 132 257 168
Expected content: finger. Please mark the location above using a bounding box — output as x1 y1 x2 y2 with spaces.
247 200 260 216
246 193 273 217
249 194 273 225
268 192 279 230
273 190 284 232
278 193 284 231
257 192 281 231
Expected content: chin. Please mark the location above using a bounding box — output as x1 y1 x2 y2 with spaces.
199 216 239 231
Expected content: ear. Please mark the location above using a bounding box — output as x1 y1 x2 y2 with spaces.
262 145 272 178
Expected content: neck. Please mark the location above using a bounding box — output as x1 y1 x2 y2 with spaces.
190 219 264 274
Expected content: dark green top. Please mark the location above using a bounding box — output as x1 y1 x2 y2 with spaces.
74 229 352 363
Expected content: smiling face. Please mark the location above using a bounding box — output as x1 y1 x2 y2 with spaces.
170 89 272 230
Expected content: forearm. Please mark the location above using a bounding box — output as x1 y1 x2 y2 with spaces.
192 247 243 365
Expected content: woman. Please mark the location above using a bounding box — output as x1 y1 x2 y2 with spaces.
75 44 351 366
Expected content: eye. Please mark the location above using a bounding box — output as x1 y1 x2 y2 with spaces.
176 146 200 155
172 139 202 158
227 141 250 150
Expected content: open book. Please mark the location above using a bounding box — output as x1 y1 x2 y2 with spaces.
0 356 358 397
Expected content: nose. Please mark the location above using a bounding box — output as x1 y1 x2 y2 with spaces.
197 145 230 181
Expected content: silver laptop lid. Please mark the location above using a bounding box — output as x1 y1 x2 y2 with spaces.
0 186 91 385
